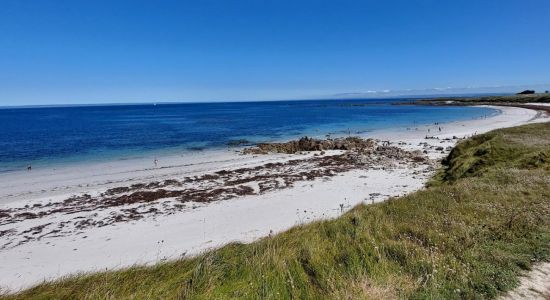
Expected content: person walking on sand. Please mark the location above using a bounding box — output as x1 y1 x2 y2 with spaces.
27 164 32 171
154 158 158 167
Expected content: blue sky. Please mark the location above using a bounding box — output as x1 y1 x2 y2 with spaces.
1 0 549 105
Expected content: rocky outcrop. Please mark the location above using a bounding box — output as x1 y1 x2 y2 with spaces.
242 136 428 164
227 139 251 146
242 136 378 154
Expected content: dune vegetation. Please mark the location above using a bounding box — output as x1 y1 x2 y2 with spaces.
412 93 550 106
4 123 550 299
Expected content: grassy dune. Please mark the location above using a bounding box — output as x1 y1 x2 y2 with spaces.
4 123 550 299
413 93 550 105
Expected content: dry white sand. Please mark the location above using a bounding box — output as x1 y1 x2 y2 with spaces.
500 262 550 299
0 105 547 293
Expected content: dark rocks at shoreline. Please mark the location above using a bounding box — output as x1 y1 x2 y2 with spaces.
242 136 429 165
242 136 378 155
187 146 205 151
227 139 251 147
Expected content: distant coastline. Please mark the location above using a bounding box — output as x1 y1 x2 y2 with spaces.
404 92 550 105
0 92 517 109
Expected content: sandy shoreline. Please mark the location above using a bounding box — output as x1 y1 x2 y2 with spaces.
0 105 547 293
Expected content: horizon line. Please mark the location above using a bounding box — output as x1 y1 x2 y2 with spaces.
2 82 548 108
0 92 516 109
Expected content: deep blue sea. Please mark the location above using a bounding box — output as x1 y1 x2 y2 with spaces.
0 99 497 173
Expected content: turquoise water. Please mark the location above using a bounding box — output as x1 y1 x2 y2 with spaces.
0 99 497 172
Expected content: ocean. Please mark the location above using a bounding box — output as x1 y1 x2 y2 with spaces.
0 99 497 173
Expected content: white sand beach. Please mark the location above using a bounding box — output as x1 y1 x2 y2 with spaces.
0 105 547 293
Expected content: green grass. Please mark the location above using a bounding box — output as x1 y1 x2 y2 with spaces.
415 93 550 105
436 123 550 182
4 123 550 299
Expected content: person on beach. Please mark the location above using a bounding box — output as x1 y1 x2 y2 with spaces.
154 158 158 167
27 165 32 171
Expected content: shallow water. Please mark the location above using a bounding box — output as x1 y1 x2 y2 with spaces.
0 99 497 172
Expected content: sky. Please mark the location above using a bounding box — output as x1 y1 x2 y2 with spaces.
1 0 549 106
